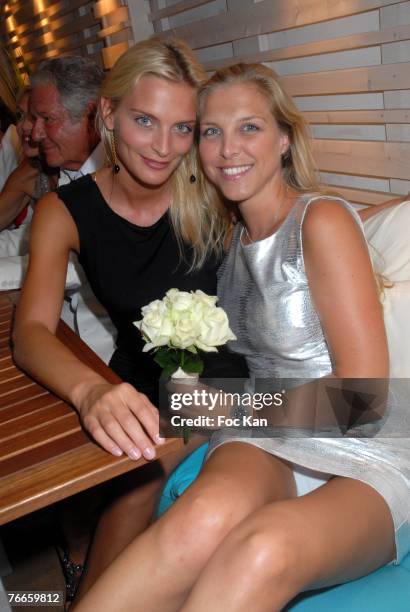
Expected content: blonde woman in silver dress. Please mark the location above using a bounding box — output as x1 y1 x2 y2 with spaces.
74 64 409 612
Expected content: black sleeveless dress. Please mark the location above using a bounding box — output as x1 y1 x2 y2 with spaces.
57 175 247 402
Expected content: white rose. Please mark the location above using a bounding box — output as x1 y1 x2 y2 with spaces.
195 306 236 352
139 298 167 321
193 290 218 308
168 296 199 349
165 289 195 312
188 291 217 328
134 300 174 351
172 314 198 349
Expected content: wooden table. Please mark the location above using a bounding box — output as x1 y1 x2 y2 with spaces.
0 291 182 525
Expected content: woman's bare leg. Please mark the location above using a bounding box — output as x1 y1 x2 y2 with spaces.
74 442 296 612
182 476 395 612
75 436 207 600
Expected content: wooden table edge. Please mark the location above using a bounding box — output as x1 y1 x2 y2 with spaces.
0 437 184 525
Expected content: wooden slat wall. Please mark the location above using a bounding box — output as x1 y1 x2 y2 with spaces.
0 0 134 76
147 0 410 205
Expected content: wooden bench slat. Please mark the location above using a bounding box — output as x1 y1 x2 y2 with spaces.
0 383 55 407
0 377 36 395
0 355 17 370
0 430 88 480
0 413 81 459
0 396 65 423
0 369 24 383
0 364 13 376
0 438 183 524
0 403 72 438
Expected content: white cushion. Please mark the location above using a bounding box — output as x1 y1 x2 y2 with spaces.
364 201 410 281
363 202 410 375
381 281 410 377
0 250 116 364
0 125 20 192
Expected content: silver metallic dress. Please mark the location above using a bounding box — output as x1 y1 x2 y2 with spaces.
208 194 410 563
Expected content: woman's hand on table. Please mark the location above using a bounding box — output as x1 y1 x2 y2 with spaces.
75 381 165 460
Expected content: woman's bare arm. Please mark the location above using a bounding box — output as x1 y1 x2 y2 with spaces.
0 158 38 229
358 194 409 223
297 200 389 432
303 199 388 378
13 193 162 460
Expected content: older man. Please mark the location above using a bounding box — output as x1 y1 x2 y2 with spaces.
0 56 115 361
1 56 104 244
30 56 103 179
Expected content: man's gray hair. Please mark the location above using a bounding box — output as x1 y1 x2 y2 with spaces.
31 56 104 122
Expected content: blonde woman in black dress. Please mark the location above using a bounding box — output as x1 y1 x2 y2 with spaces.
13 39 247 598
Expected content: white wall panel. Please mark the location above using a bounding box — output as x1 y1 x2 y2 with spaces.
259 11 380 52
267 47 381 76
153 1 403 50
380 1 410 28
384 90 410 108
128 0 154 41
167 0 226 29
195 42 233 63
387 124 410 140
313 140 410 180
233 36 261 57
295 94 384 112
320 172 390 192
382 40 410 63
390 178 410 193
312 124 386 141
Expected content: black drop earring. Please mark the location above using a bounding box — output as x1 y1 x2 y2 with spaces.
190 174 196 183
111 131 120 173
281 148 291 165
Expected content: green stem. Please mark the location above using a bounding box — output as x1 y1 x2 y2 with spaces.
183 426 191 444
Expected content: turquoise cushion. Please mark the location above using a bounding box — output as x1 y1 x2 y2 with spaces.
157 443 410 611
156 444 208 517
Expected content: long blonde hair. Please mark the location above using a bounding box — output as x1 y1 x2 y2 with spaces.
97 37 229 269
198 63 320 193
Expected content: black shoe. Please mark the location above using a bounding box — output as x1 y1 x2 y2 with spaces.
55 544 84 604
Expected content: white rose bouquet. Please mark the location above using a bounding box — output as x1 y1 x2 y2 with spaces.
134 289 236 381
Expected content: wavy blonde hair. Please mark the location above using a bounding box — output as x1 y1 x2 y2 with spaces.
96 37 229 269
198 62 320 193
